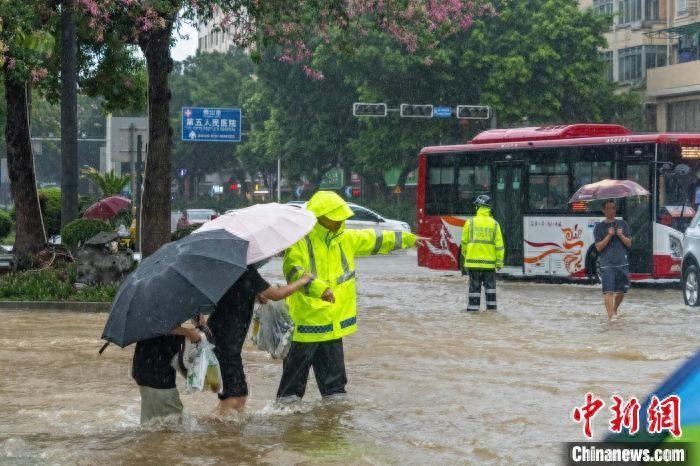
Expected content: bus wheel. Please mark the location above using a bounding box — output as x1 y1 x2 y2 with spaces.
683 265 700 306
586 248 601 284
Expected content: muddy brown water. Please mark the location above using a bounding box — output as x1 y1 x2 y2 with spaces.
1 253 697 465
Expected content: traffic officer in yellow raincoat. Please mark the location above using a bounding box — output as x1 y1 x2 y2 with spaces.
460 195 504 312
278 191 418 400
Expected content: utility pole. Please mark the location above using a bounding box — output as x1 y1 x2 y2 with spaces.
60 0 78 228
135 135 143 252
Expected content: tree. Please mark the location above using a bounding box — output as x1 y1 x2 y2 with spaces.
77 0 489 256
0 2 55 266
80 166 132 197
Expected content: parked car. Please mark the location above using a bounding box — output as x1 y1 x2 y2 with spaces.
286 201 411 232
682 210 700 305
176 209 218 230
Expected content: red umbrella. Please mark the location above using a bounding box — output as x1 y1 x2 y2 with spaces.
568 179 649 203
83 196 131 220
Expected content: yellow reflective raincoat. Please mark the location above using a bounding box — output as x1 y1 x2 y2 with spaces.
460 206 504 270
283 191 416 343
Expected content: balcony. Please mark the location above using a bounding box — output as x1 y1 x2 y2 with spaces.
646 60 700 98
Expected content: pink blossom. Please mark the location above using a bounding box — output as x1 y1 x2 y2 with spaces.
423 56 433 66
30 67 49 83
302 65 324 81
76 0 100 17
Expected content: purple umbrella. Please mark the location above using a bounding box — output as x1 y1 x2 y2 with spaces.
569 179 649 203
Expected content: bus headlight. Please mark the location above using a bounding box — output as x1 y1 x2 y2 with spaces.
670 235 682 258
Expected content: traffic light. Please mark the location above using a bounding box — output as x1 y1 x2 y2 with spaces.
353 102 387 117
400 104 434 118
456 105 490 120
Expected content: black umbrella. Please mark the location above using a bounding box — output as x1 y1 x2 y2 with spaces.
101 229 248 347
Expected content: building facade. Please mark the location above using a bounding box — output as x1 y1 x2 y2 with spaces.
197 9 237 54
580 0 700 131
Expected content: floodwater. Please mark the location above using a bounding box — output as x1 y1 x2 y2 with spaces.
1 253 698 465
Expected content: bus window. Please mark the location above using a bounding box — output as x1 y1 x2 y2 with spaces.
549 175 569 210
426 155 456 215
658 167 698 231
573 161 612 190
527 161 569 210
457 164 491 214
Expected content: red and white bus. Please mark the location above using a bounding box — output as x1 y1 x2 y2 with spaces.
416 124 700 281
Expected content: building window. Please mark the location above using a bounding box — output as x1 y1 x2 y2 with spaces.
645 0 660 21
619 46 642 81
618 0 642 23
678 33 700 63
677 0 688 16
600 51 614 81
668 100 700 131
199 37 203 50
593 0 614 15
645 45 667 69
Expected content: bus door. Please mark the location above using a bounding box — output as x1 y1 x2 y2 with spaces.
624 161 652 274
494 162 524 266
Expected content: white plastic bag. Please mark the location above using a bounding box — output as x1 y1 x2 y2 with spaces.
251 300 294 359
172 332 223 394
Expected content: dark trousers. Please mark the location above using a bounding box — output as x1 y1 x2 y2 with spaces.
467 269 497 311
208 307 253 400
277 338 347 399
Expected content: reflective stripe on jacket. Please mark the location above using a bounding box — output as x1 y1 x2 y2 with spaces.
284 222 416 343
460 207 504 270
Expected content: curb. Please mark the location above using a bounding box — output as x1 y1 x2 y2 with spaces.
0 301 110 312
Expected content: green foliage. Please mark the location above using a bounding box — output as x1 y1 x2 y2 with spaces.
0 210 12 239
61 218 112 250
171 224 200 241
38 187 61 236
72 283 119 302
78 196 98 216
80 166 132 197
0 269 74 301
0 265 116 302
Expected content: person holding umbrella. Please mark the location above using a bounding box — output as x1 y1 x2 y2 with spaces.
208 266 317 416
101 204 321 420
191 203 326 416
276 191 419 402
594 199 632 321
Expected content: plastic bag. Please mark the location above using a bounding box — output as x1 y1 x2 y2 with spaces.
172 332 223 393
251 300 294 359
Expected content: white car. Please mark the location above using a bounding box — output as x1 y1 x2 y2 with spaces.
286 201 411 232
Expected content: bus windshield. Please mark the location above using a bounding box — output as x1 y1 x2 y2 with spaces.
659 165 700 231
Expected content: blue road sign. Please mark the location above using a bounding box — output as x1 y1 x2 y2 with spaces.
433 106 453 118
182 107 241 142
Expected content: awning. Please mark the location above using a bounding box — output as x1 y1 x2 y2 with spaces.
645 21 700 39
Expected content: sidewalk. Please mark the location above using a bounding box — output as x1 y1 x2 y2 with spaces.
0 301 110 312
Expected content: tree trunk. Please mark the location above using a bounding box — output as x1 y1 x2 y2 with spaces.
60 0 78 228
4 77 46 266
139 25 173 257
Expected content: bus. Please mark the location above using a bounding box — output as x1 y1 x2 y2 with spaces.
416 124 700 281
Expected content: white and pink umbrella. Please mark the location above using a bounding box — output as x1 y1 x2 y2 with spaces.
569 179 649 203
194 203 316 264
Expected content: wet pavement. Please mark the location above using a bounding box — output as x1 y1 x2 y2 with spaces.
1 252 697 465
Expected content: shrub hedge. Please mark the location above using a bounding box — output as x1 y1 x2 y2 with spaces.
61 218 113 250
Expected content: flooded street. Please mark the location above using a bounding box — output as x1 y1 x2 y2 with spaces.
1 252 698 465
